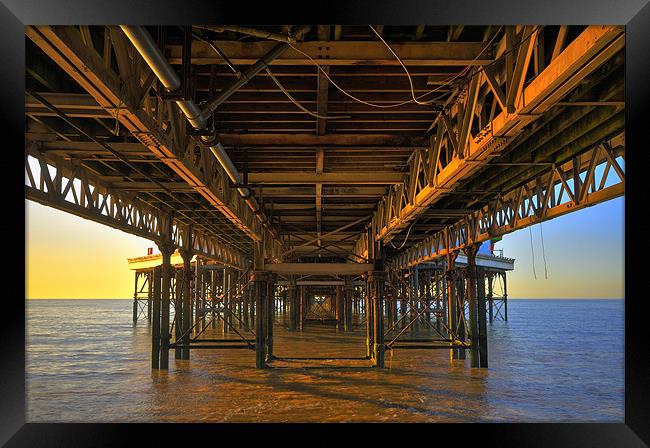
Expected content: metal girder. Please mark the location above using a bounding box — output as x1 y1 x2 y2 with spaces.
247 172 404 184
166 40 494 66
356 25 624 256
25 147 248 269
390 139 624 269
26 25 272 247
216 133 429 147
266 263 374 275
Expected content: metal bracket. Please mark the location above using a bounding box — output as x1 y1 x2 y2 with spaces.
160 90 185 101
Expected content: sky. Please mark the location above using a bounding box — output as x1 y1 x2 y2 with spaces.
25 196 624 299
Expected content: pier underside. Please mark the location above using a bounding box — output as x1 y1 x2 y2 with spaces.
26 24 624 370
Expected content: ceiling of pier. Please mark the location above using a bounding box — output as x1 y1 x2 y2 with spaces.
25 25 625 262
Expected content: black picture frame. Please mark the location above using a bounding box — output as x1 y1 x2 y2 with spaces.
3 1 648 445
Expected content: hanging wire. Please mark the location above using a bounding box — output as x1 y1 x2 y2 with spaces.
368 25 502 106
286 25 506 111
389 216 419 250
529 226 537 280
539 221 549 279
286 41 469 109
264 67 351 119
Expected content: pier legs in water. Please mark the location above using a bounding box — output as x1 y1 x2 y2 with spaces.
368 270 386 368
344 277 354 331
179 247 192 360
151 266 161 369
464 245 480 367
253 270 271 369
336 285 344 332
288 276 297 332
157 240 174 370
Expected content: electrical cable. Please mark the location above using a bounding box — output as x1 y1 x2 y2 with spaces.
369 25 502 106
264 67 351 119
529 226 537 280
287 25 543 117
539 221 549 279
287 41 468 109
389 216 419 250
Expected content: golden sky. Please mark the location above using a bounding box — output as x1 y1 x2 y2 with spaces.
26 200 155 299
25 197 624 299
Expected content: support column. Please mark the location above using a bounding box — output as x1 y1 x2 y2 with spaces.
365 274 373 358
151 266 161 369
456 272 466 360
336 285 344 332
249 273 255 327
253 239 268 369
253 270 269 369
194 259 201 334
132 272 139 324
424 269 432 323
174 268 183 360
267 275 275 359
503 272 508 321
288 276 297 331
412 266 420 333
158 238 174 370
445 248 459 361
299 285 305 331
243 274 250 329
434 267 442 332
464 244 480 368
147 270 153 322
487 272 494 323
477 267 489 368
210 269 217 329
344 276 354 331
400 271 407 329
223 267 230 334
180 246 193 360
368 270 386 367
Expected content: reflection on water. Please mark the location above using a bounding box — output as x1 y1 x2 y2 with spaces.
26 299 624 422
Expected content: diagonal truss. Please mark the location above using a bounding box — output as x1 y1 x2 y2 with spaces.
25 146 248 268
390 136 624 269
26 25 282 258
353 25 624 260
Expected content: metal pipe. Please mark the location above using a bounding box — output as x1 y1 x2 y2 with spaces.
119 26 273 230
194 25 298 44
200 25 310 117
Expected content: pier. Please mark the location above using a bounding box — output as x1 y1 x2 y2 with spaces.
25 25 624 371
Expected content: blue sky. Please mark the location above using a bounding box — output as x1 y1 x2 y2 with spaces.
26 196 624 299
496 196 624 298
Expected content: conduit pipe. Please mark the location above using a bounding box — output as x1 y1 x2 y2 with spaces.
120 25 284 234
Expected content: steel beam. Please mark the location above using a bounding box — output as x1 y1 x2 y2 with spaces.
26 25 267 244
266 263 374 275
166 40 494 66
355 25 624 258
247 172 404 185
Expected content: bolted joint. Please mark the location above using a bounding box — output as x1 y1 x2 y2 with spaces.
251 270 272 283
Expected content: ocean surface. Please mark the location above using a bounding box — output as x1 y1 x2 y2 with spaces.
25 299 624 422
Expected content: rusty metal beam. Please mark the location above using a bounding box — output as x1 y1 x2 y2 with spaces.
166 40 494 66
266 263 373 275
26 25 267 245
247 172 404 185
361 25 624 250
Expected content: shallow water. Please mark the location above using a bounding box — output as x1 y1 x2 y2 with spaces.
26 299 624 422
